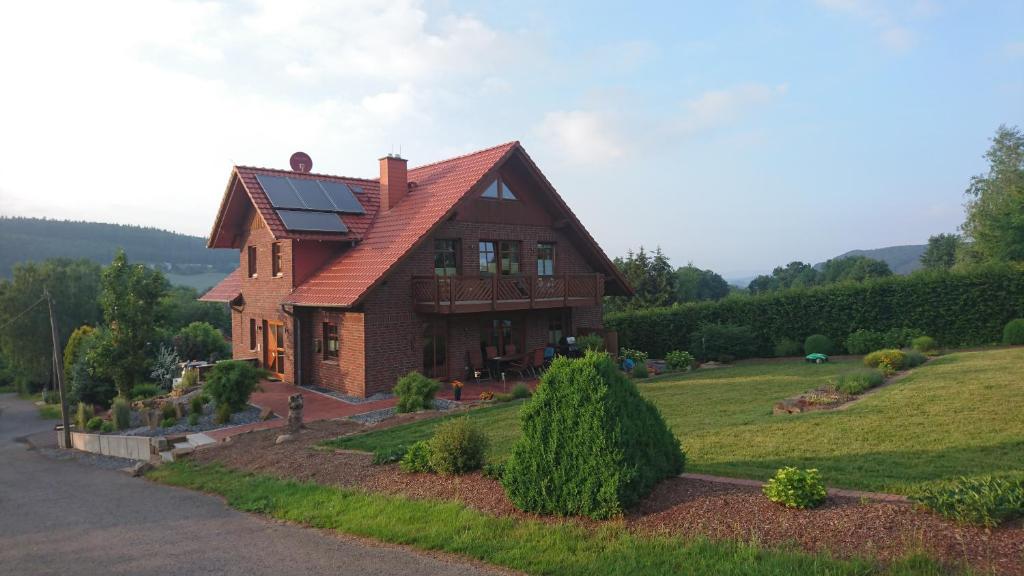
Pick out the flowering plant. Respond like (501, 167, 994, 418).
(451, 380, 464, 389)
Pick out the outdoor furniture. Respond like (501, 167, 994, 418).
(530, 347, 546, 376)
(468, 349, 491, 381)
(491, 351, 526, 381)
(505, 343, 517, 356)
(508, 353, 533, 380)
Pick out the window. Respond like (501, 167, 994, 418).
(247, 245, 257, 278)
(481, 176, 518, 201)
(434, 239, 459, 276)
(323, 322, 339, 360)
(481, 317, 521, 356)
(537, 242, 555, 276)
(478, 241, 497, 275)
(271, 243, 282, 277)
(249, 318, 257, 351)
(499, 241, 520, 275)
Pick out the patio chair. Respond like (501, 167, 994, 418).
(468, 349, 491, 382)
(530, 347, 546, 377)
(505, 343, 517, 356)
(508, 353, 533, 380)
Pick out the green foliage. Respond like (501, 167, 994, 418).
(619, 347, 648, 364)
(160, 416, 177, 428)
(66, 326, 116, 407)
(903, 350, 927, 369)
(482, 461, 505, 480)
(606, 265, 1024, 358)
(393, 372, 440, 413)
(189, 394, 206, 415)
(912, 476, 1024, 527)
(63, 325, 95, 379)
(510, 383, 531, 399)
(100, 250, 169, 397)
(863, 349, 906, 373)
(215, 402, 232, 424)
(665, 350, 695, 370)
(1003, 318, 1024, 345)
(763, 467, 827, 509)
(632, 362, 649, 378)
(399, 440, 434, 473)
(427, 418, 488, 475)
(576, 333, 604, 352)
(819, 256, 892, 284)
(100, 420, 115, 433)
(502, 352, 685, 519)
(880, 327, 924, 349)
(832, 369, 884, 395)
(187, 412, 200, 426)
(159, 285, 231, 336)
(772, 338, 803, 357)
(920, 234, 962, 270)
(75, 402, 94, 429)
(675, 265, 729, 302)
(803, 334, 833, 355)
(605, 246, 677, 312)
(961, 125, 1024, 263)
(173, 321, 230, 362)
(131, 383, 161, 400)
(160, 402, 178, 421)
(690, 323, 757, 362)
(111, 397, 130, 430)
(203, 360, 266, 413)
(372, 446, 406, 465)
(748, 261, 818, 294)
(180, 367, 200, 389)
(845, 329, 884, 355)
(85, 416, 103, 431)
(149, 344, 179, 389)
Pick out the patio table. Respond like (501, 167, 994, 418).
(490, 352, 526, 380)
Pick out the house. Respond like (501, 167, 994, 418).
(200, 141, 631, 397)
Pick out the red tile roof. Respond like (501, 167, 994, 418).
(199, 268, 243, 302)
(285, 141, 519, 306)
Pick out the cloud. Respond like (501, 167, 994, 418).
(536, 110, 625, 164)
(677, 84, 789, 135)
(814, 0, 927, 52)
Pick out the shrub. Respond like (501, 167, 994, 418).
(502, 351, 685, 519)
(173, 321, 231, 362)
(159, 416, 176, 428)
(903, 350, 928, 368)
(74, 402, 94, 429)
(428, 418, 488, 475)
(632, 362, 649, 378)
(215, 402, 232, 424)
(832, 369, 884, 395)
(85, 416, 103, 431)
(203, 360, 266, 413)
(576, 333, 604, 352)
(618, 347, 648, 364)
(881, 327, 924, 349)
(100, 420, 115, 433)
(180, 368, 200, 389)
(372, 446, 407, 465)
(772, 338, 803, 357)
(863, 349, 906, 372)
(665, 350, 695, 370)
(482, 461, 505, 480)
(911, 335, 937, 353)
(160, 402, 178, 421)
(913, 476, 1024, 527)
(495, 392, 513, 402)
(131, 383, 161, 400)
(845, 329, 884, 355)
(111, 397, 131, 430)
(804, 334, 833, 356)
(189, 394, 206, 415)
(187, 412, 200, 426)
(393, 372, 440, 413)
(510, 383, 531, 399)
(43, 390, 60, 404)
(1004, 318, 1024, 345)
(763, 467, 828, 509)
(400, 440, 434, 473)
(690, 323, 758, 362)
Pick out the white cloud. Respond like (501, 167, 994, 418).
(677, 84, 789, 135)
(814, 0, 926, 52)
(536, 110, 625, 164)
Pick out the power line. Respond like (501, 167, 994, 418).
(0, 294, 47, 332)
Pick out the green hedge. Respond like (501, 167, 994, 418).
(606, 266, 1024, 358)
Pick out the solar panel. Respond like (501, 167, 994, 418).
(349, 184, 364, 194)
(289, 178, 336, 211)
(256, 175, 305, 209)
(321, 181, 365, 214)
(276, 210, 349, 233)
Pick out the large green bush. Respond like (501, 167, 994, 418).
(399, 441, 433, 473)
(913, 476, 1024, 527)
(173, 321, 231, 362)
(690, 323, 758, 362)
(803, 334, 833, 355)
(844, 329, 884, 355)
(832, 369, 884, 395)
(393, 372, 440, 413)
(606, 265, 1024, 358)
(203, 360, 266, 413)
(1004, 318, 1024, 345)
(911, 335, 937, 353)
(427, 418, 488, 475)
(863, 349, 907, 373)
(502, 352, 685, 519)
(664, 350, 695, 370)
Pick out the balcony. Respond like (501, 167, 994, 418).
(412, 273, 605, 314)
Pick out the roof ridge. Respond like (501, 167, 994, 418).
(235, 165, 379, 183)
(408, 141, 519, 173)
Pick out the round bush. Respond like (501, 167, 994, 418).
(400, 440, 434, 473)
(804, 334, 834, 356)
(85, 416, 103, 431)
(502, 351, 685, 519)
(911, 336, 937, 353)
(763, 467, 827, 509)
(427, 418, 488, 475)
(772, 338, 803, 358)
(665, 350, 695, 370)
(1003, 319, 1024, 345)
(845, 329, 884, 355)
(173, 321, 231, 362)
(393, 372, 441, 413)
(100, 420, 115, 433)
(863, 349, 906, 372)
(203, 360, 266, 413)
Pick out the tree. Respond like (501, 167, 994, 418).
(606, 246, 677, 311)
(819, 256, 892, 283)
(100, 250, 169, 397)
(159, 285, 231, 336)
(675, 265, 730, 302)
(961, 125, 1024, 262)
(920, 233, 962, 270)
(748, 261, 819, 294)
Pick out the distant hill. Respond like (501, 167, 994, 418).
(816, 244, 927, 275)
(0, 216, 237, 288)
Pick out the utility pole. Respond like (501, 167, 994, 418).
(45, 289, 71, 448)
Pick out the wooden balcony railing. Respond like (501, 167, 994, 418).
(412, 273, 605, 314)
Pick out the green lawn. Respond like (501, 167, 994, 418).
(330, 348, 1024, 494)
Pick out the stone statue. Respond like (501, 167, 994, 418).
(287, 393, 304, 433)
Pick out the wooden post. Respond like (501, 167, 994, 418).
(491, 274, 498, 311)
(434, 275, 441, 314)
(563, 274, 569, 307)
(529, 275, 536, 309)
(45, 290, 71, 449)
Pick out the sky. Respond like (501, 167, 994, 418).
(0, 0, 1021, 278)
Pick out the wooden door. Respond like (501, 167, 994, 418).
(265, 320, 286, 379)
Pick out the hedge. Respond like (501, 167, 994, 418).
(605, 265, 1024, 359)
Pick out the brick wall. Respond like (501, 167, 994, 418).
(303, 309, 366, 396)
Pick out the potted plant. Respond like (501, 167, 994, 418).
(451, 380, 464, 401)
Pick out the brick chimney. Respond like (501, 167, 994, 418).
(379, 154, 408, 210)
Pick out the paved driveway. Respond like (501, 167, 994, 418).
(0, 393, 502, 576)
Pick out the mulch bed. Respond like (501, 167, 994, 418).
(188, 421, 1024, 576)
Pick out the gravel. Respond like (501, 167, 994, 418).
(36, 446, 136, 470)
(349, 399, 459, 425)
(300, 385, 393, 404)
(120, 405, 269, 437)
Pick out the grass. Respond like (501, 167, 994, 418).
(38, 404, 62, 419)
(331, 348, 1024, 494)
(149, 462, 949, 576)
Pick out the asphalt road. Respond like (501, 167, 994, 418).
(0, 393, 502, 576)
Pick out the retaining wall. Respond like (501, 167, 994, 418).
(57, 430, 155, 461)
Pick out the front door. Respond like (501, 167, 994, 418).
(265, 320, 286, 379)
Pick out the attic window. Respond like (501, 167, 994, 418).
(481, 177, 517, 201)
